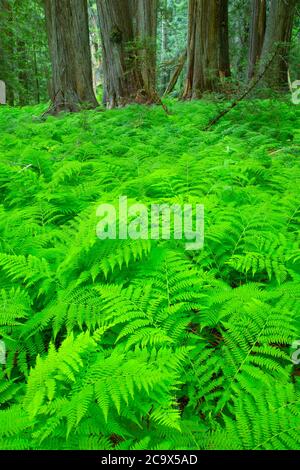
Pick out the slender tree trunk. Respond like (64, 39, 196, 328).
(218, 0, 231, 78)
(248, 0, 266, 80)
(0, 0, 14, 105)
(259, 0, 297, 90)
(89, 7, 102, 94)
(17, 40, 30, 106)
(44, 0, 98, 113)
(183, 0, 220, 99)
(33, 49, 40, 104)
(96, 0, 158, 108)
(161, 0, 170, 92)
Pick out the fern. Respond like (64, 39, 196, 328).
(0, 99, 299, 450)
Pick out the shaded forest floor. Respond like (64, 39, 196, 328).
(0, 99, 300, 450)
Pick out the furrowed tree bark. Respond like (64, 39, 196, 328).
(248, 0, 266, 80)
(218, 0, 231, 78)
(44, 0, 98, 113)
(183, 0, 220, 99)
(259, 0, 297, 90)
(233, 2, 251, 80)
(96, 0, 158, 108)
(135, 0, 158, 95)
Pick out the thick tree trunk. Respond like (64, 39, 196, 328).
(232, 2, 251, 81)
(44, 0, 98, 113)
(259, 0, 297, 90)
(136, 0, 158, 94)
(248, 0, 266, 80)
(218, 0, 231, 78)
(96, 0, 158, 108)
(183, 0, 220, 99)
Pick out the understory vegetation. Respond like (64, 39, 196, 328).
(0, 99, 300, 450)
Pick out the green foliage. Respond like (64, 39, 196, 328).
(0, 99, 299, 450)
(0, 0, 50, 106)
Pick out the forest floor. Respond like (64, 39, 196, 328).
(0, 99, 300, 450)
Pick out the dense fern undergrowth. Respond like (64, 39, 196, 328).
(0, 99, 300, 450)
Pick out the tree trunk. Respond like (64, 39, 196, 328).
(0, 0, 14, 105)
(259, 0, 297, 90)
(136, 0, 158, 94)
(89, 6, 102, 94)
(96, 0, 158, 108)
(33, 49, 40, 104)
(44, 0, 98, 113)
(248, 0, 266, 80)
(183, 0, 220, 99)
(160, 0, 170, 92)
(17, 40, 30, 106)
(232, 1, 251, 81)
(218, 0, 231, 78)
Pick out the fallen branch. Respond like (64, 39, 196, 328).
(163, 50, 187, 98)
(204, 46, 280, 131)
(154, 92, 171, 115)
